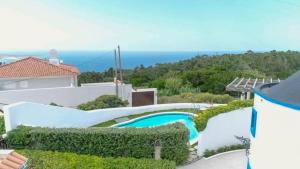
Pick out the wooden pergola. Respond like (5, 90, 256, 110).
(226, 77, 281, 100)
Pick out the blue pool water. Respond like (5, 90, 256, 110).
(116, 113, 199, 142)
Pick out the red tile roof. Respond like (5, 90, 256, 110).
(0, 151, 28, 169)
(0, 57, 80, 78)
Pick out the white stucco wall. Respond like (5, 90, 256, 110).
(0, 84, 132, 108)
(249, 94, 300, 169)
(197, 107, 252, 156)
(0, 76, 76, 90)
(3, 102, 214, 133)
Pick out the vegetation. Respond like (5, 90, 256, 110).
(203, 144, 244, 158)
(6, 123, 189, 164)
(77, 95, 128, 110)
(0, 116, 5, 135)
(158, 92, 234, 104)
(18, 149, 176, 169)
(195, 100, 253, 131)
(78, 51, 300, 94)
(92, 108, 196, 127)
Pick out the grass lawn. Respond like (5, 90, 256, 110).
(92, 108, 197, 127)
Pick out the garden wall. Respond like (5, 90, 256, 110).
(3, 102, 214, 132)
(197, 107, 252, 156)
(0, 83, 132, 108)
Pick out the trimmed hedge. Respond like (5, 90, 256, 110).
(77, 95, 129, 110)
(195, 100, 253, 131)
(6, 123, 189, 164)
(0, 116, 5, 135)
(203, 144, 244, 158)
(18, 149, 176, 169)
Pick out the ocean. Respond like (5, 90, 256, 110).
(0, 50, 243, 72)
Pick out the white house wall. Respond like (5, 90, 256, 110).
(3, 102, 215, 133)
(250, 94, 300, 169)
(0, 76, 75, 90)
(197, 107, 252, 156)
(0, 84, 132, 108)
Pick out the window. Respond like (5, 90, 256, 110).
(251, 108, 257, 137)
(247, 160, 252, 169)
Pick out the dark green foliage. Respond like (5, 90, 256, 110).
(6, 123, 189, 164)
(18, 149, 176, 169)
(195, 100, 253, 131)
(203, 144, 244, 158)
(79, 51, 300, 94)
(77, 95, 128, 110)
(158, 92, 234, 104)
(0, 116, 5, 135)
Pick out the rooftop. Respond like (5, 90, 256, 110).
(0, 150, 28, 169)
(257, 70, 300, 107)
(0, 57, 80, 78)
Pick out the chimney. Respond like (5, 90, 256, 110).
(49, 49, 60, 65)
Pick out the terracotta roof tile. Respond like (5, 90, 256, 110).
(0, 57, 80, 78)
(0, 151, 27, 169)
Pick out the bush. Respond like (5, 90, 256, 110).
(6, 123, 189, 164)
(195, 100, 253, 131)
(78, 95, 129, 110)
(203, 144, 244, 158)
(18, 149, 176, 169)
(0, 116, 5, 135)
(158, 92, 234, 104)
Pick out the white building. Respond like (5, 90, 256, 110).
(249, 70, 300, 169)
(0, 56, 80, 90)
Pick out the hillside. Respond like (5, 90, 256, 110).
(79, 50, 300, 94)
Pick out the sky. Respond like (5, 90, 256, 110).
(0, 0, 300, 51)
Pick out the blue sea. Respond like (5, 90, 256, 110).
(0, 50, 243, 72)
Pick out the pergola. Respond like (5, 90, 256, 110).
(226, 77, 281, 100)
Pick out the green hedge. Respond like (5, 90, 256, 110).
(0, 116, 5, 135)
(6, 123, 189, 164)
(203, 144, 244, 158)
(195, 100, 253, 131)
(77, 95, 129, 111)
(18, 149, 176, 169)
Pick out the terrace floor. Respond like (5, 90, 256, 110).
(178, 150, 247, 169)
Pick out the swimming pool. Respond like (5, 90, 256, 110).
(113, 112, 199, 144)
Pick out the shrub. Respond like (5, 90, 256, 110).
(0, 116, 5, 135)
(203, 144, 244, 158)
(78, 95, 129, 110)
(195, 100, 253, 131)
(18, 149, 176, 169)
(158, 92, 234, 104)
(6, 123, 189, 164)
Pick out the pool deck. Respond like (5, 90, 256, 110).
(178, 150, 247, 169)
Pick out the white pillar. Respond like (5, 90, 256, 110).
(240, 92, 246, 100)
(247, 92, 251, 100)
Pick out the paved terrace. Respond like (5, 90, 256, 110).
(178, 150, 247, 169)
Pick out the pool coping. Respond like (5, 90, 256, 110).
(110, 112, 199, 144)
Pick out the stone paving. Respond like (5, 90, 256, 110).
(178, 150, 247, 169)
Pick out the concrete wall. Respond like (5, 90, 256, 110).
(0, 84, 132, 108)
(0, 76, 76, 90)
(3, 102, 214, 132)
(249, 94, 300, 169)
(197, 107, 252, 156)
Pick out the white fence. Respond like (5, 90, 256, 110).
(197, 107, 252, 156)
(0, 84, 132, 108)
(3, 102, 215, 133)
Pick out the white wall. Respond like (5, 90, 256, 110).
(197, 107, 252, 156)
(249, 95, 300, 169)
(0, 76, 76, 90)
(3, 102, 215, 133)
(0, 84, 132, 108)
